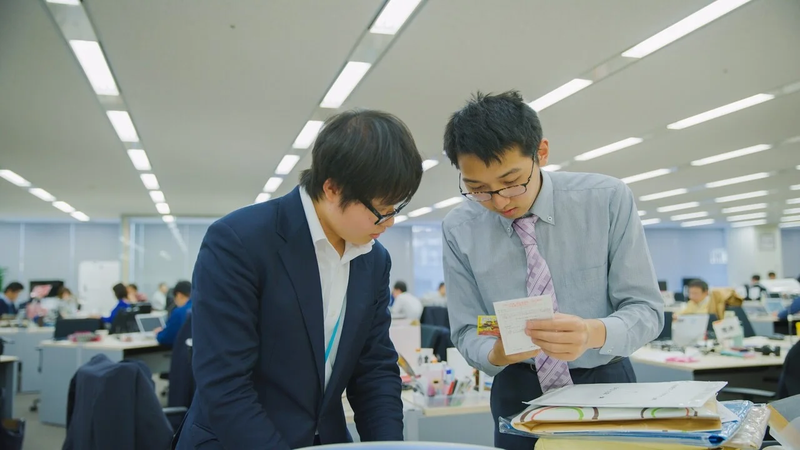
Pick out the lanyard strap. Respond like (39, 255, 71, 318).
(324, 300, 346, 363)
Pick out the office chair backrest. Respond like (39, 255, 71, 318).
(167, 312, 195, 408)
(420, 306, 450, 329)
(54, 318, 102, 340)
(777, 341, 800, 399)
(656, 312, 672, 341)
(725, 307, 756, 338)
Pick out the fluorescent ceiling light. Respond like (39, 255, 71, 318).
(422, 159, 439, 171)
(638, 210, 646, 216)
(657, 202, 700, 213)
(47, 0, 81, 4)
(671, 211, 709, 221)
(639, 188, 688, 202)
(784, 208, 800, 215)
(292, 120, 324, 149)
(106, 110, 139, 142)
(621, 168, 673, 184)
(681, 219, 715, 227)
(574, 137, 643, 162)
(731, 219, 767, 228)
(667, 93, 774, 130)
(433, 197, 464, 209)
(407, 207, 433, 218)
(779, 221, 800, 228)
(53, 201, 75, 213)
(790, 184, 800, 191)
(0, 169, 31, 187)
(393, 215, 408, 224)
(370, 0, 422, 35)
(788, 198, 800, 205)
(29, 188, 56, 202)
(705, 172, 770, 188)
(149, 190, 165, 203)
(127, 149, 151, 171)
(714, 190, 769, 203)
(71, 211, 89, 222)
(255, 193, 271, 203)
(528, 78, 593, 112)
(690, 144, 771, 166)
(541, 164, 562, 172)
(156, 203, 171, 214)
(622, 0, 752, 58)
(320, 61, 372, 109)
(722, 203, 767, 213)
(727, 212, 767, 221)
(263, 177, 283, 193)
(640, 218, 661, 226)
(162, 215, 175, 223)
(69, 40, 119, 96)
(782, 215, 800, 222)
(140, 174, 159, 190)
(275, 155, 301, 175)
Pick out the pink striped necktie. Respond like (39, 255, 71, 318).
(512, 215, 573, 392)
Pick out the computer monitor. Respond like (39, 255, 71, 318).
(135, 314, 165, 333)
(29, 280, 64, 299)
(54, 318, 102, 340)
(763, 299, 785, 315)
(658, 280, 668, 291)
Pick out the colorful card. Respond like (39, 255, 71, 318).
(477, 315, 500, 336)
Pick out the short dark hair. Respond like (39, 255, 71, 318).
(768, 271, 776, 277)
(688, 279, 708, 292)
(57, 287, 72, 297)
(438, 282, 445, 289)
(4, 282, 23, 294)
(113, 283, 128, 300)
(173, 280, 192, 298)
(128, 283, 138, 291)
(393, 281, 408, 293)
(444, 90, 543, 168)
(752, 275, 761, 281)
(299, 109, 423, 208)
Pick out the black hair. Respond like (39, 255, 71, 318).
(444, 90, 543, 168)
(438, 282, 445, 289)
(173, 280, 192, 297)
(113, 283, 128, 300)
(4, 282, 23, 294)
(128, 283, 138, 291)
(768, 271, 776, 277)
(752, 275, 761, 281)
(688, 279, 708, 292)
(299, 109, 423, 208)
(393, 281, 408, 293)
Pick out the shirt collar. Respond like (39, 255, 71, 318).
(0, 293, 10, 305)
(299, 187, 374, 262)
(498, 170, 556, 237)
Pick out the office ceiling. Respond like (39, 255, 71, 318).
(1, 0, 799, 229)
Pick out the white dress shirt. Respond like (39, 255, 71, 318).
(151, 291, 167, 310)
(391, 292, 424, 321)
(299, 188, 374, 389)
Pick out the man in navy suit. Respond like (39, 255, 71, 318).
(175, 109, 423, 449)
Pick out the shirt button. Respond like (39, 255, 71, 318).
(548, 216, 553, 221)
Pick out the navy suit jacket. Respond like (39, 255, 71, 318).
(175, 187, 403, 450)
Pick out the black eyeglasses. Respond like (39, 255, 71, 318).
(362, 200, 409, 225)
(459, 159, 536, 202)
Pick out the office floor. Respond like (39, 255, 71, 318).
(15, 376, 170, 449)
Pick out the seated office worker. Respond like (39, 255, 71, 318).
(175, 110, 423, 449)
(390, 281, 424, 321)
(155, 280, 191, 347)
(441, 91, 664, 450)
(677, 279, 710, 316)
(102, 283, 130, 324)
(0, 282, 23, 316)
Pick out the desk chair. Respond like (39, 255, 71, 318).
(420, 306, 450, 329)
(727, 307, 757, 338)
(166, 313, 194, 416)
(655, 311, 672, 341)
(420, 324, 452, 362)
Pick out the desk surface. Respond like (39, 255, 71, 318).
(40, 337, 161, 351)
(0, 327, 54, 334)
(0, 356, 19, 363)
(632, 336, 794, 372)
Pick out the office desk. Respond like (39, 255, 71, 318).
(631, 337, 792, 391)
(39, 337, 170, 426)
(0, 356, 19, 418)
(0, 327, 54, 392)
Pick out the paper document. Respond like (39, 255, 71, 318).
(527, 381, 728, 409)
(494, 295, 554, 356)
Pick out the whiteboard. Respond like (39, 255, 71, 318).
(78, 261, 121, 316)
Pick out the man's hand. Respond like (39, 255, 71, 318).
(487, 337, 540, 367)
(152, 327, 163, 334)
(525, 313, 606, 362)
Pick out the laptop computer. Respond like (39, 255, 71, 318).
(135, 314, 165, 334)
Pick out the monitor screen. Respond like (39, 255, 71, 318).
(137, 315, 164, 333)
(29, 280, 64, 299)
(658, 280, 668, 291)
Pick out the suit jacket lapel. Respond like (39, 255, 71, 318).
(323, 255, 370, 405)
(276, 188, 325, 392)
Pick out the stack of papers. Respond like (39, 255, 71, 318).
(499, 381, 754, 448)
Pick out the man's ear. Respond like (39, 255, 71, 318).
(322, 178, 341, 203)
(537, 139, 550, 167)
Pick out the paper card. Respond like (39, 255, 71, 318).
(477, 315, 500, 336)
(712, 317, 742, 342)
(494, 295, 554, 356)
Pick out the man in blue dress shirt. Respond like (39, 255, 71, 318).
(441, 91, 664, 449)
(155, 280, 191, 347)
